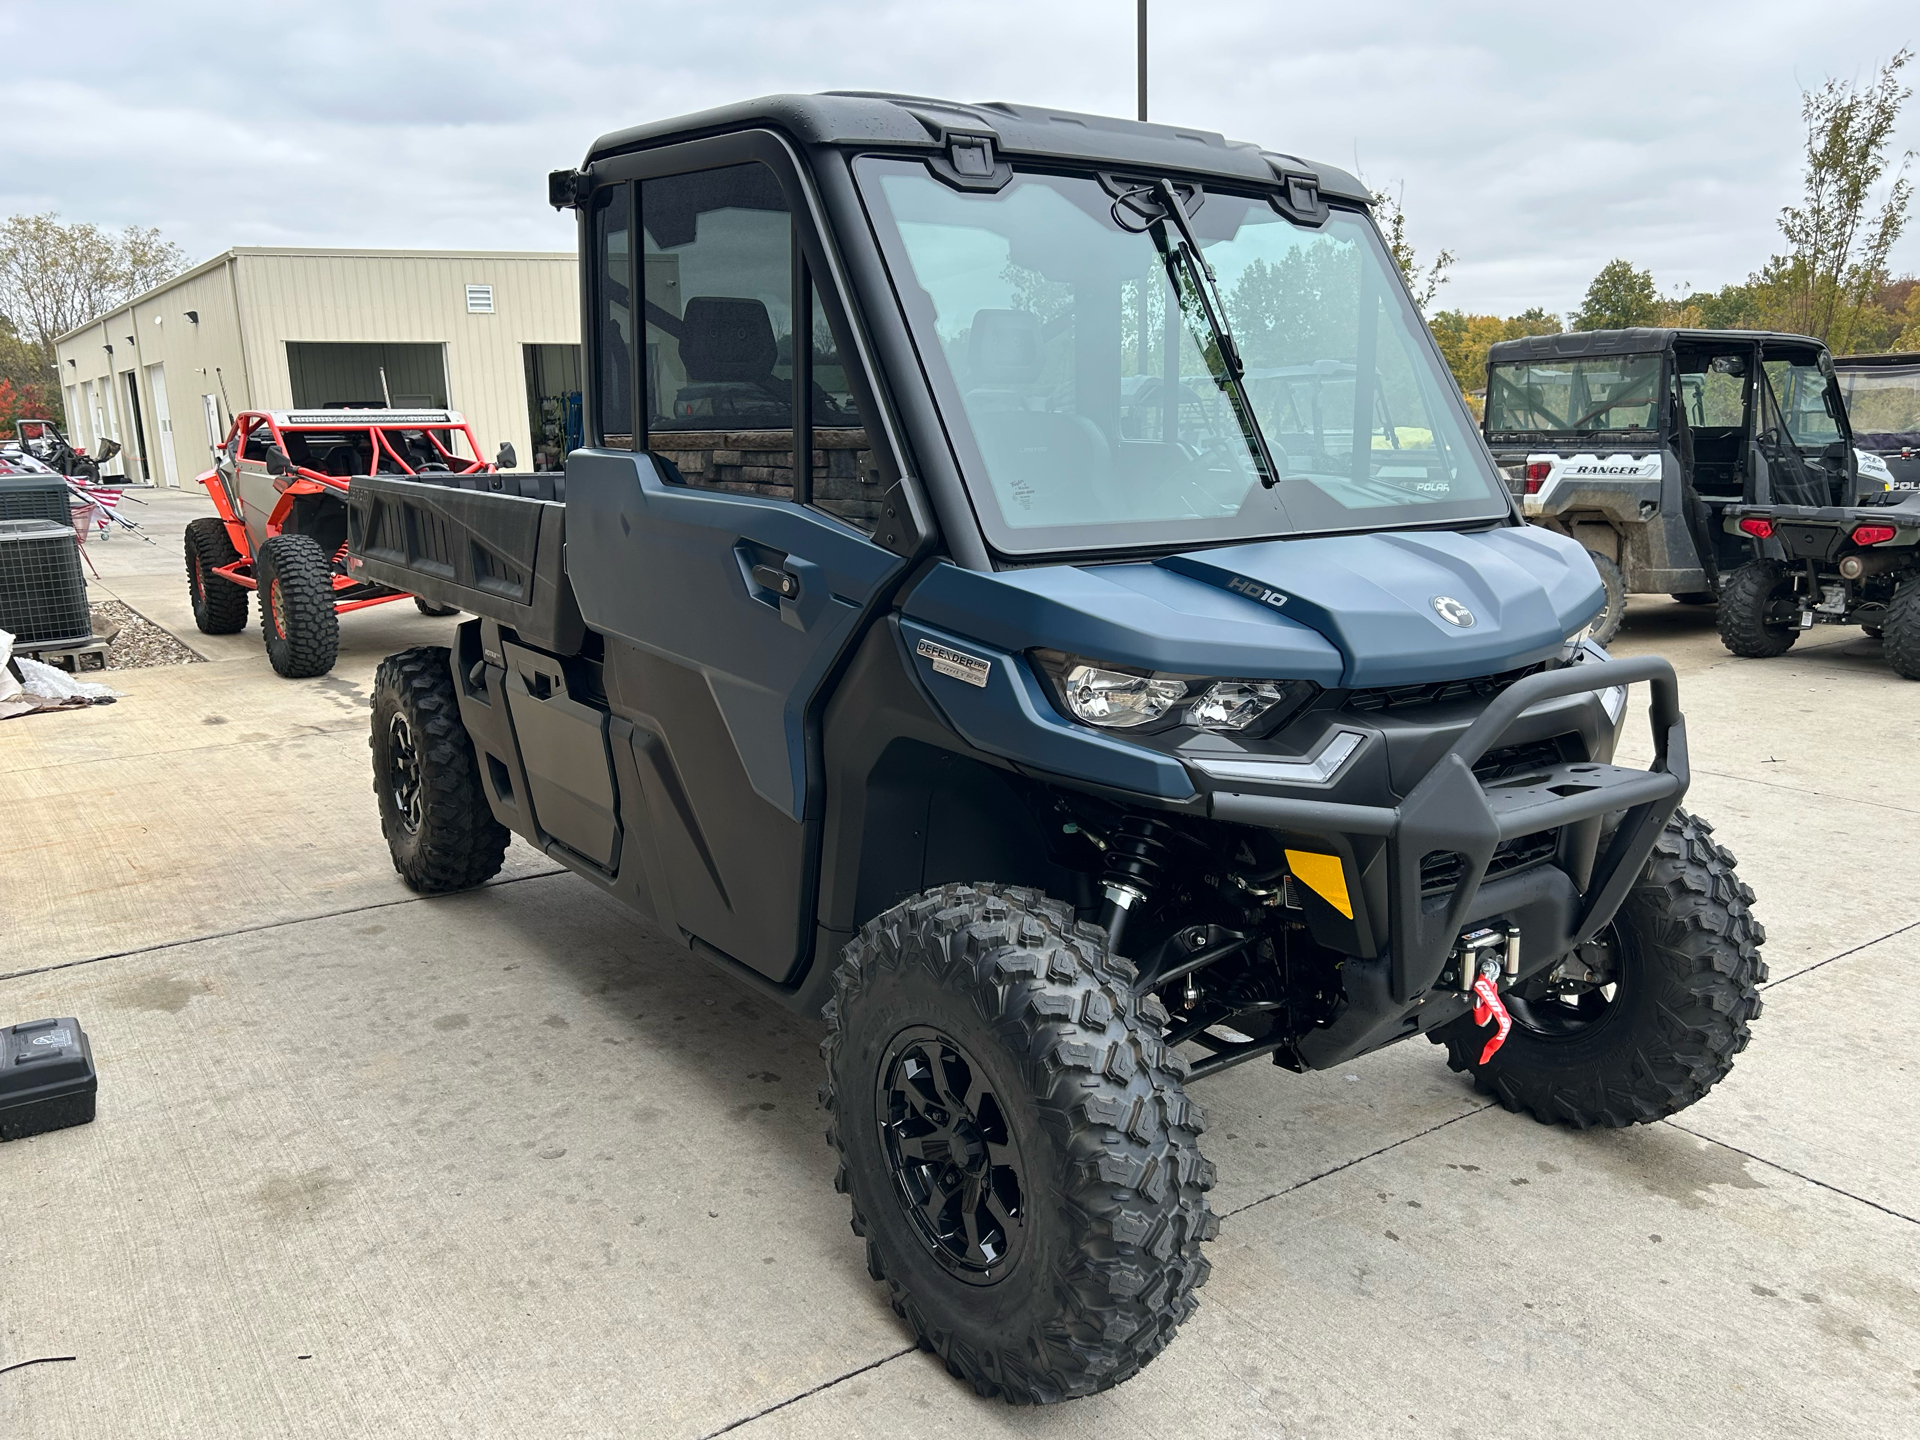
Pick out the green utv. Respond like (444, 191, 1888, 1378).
(347, 95, 1767, 1403)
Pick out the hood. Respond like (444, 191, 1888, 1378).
(900, 524, 1604, 691)
(1158, 525, 1604, 687)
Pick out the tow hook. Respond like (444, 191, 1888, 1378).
(1446, 925, 1519, 1065)
(1471, 961, 1512, 1065)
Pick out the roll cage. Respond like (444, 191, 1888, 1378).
(220, 409, 491, 488)
(199, 408, 497, 608)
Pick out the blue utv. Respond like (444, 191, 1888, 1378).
(347, 94, 1767, 1404)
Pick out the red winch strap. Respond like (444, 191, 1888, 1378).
(1471, 973, 1512, 1066)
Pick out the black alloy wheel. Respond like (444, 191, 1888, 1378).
(386, 711, 424, 836)
(878, 1029, 1027, 1283)
(1502, 928, 1620, 1039)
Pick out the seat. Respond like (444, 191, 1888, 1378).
(321, 445, 366, 477)
(668, 296, 790, 427)
(961, 309, 1112, 526)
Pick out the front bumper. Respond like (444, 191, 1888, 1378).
(1206, 654, 1686, 1067)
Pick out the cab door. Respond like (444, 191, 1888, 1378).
(228, 418, 284, 553)
(567, 135, 916, 983)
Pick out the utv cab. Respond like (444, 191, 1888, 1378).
(1484, 328, 1864, 642)
(1834, 352, 1920, 489)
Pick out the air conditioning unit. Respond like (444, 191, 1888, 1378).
(0, 519, 90, 647)
(0, 476, 71, 528)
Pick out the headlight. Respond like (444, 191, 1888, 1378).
(1061, 663, 1187, 728)
(1187, 680, 1290, 731)
(1034, 652, 1317, 735)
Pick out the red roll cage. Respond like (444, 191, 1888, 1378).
(221, 408, 492, 489)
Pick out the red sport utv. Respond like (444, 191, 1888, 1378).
(188, 407, 515, 677)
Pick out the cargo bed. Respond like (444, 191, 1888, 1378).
(346, 472, 583, 654)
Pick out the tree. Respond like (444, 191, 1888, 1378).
(0, 213, 189, 370)
(1762, 49, 1914, 349)
(1571, 259, 1661, 331)
(1430, 307, 1563, 414)
(1372, 187, 1453, 316)
(0, 315, 58, 428)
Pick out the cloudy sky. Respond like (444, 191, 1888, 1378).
(3, 1, 1914, 318)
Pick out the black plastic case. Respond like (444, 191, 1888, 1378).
(0, 1017, 97, 1141)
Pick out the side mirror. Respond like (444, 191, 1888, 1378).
(265, 447, 290, 477)
(495, 442, 517, 470)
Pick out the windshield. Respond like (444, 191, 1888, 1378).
(856, 160, 1505, 554)
(1761, 359, 1843, 451)
(1485, 355, 1662, 437)
(1836, 363, 1920, 442)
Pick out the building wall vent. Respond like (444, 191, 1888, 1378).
(466, 284, 494, 314)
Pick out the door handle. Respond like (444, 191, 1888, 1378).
(750, 562, 799, 599)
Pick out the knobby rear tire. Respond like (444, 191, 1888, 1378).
(1716, 559, 1799, 658)
(185, 517, 249, 634)
(369, 646, 509, 893)
(1587, 551, 1627, 646)
(1884, 580, 1920, 680)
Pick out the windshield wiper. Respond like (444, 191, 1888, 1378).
(1144, 179, 1283, 489)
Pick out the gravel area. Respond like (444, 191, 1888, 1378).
(94, 599, 204, 670)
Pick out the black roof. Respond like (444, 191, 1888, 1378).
(583, 92, 1370, 203)
(1487, 328, 1827, 365)
(1832, 352, 1920, 369)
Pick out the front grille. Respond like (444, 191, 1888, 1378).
(1420, 832, 1560, 896)
(1472, 738, 1566, 782)
(1345, 663, 1544, 714)
(0, 519, 90, 646)
(1419, 738, 1572, 896)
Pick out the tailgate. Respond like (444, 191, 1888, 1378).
(346, 473, 584, 654)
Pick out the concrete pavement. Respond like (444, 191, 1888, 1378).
(2, 490, 1915, 1438)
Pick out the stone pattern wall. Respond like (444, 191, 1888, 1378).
(648, 427, 880, 530)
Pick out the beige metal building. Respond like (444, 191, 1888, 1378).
(54, 248, 581, 486)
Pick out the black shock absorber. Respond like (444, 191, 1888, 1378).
(1096, 814, 1180, 956)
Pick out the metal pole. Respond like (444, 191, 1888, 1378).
(1137, 0, 1148, 121)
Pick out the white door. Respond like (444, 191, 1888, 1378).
(145, 363, 179, 487)
(202, 394, 222, 458)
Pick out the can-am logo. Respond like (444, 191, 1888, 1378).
(1226, 576, 1289, 610)
(1431, 596, 1476, 628)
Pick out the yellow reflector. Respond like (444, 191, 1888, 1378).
(1284, 849, 1352, 919)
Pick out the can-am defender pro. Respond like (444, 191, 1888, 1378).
(351, 95, 1765, 1403)
(1484, 328, 1868, 641)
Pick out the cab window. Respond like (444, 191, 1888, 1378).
(637, 161, 879, 530)
(592, 184, 635, 448)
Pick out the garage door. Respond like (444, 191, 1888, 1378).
(286, 342, 448, 409)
